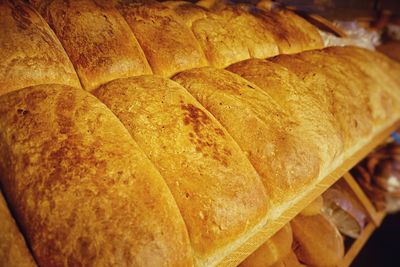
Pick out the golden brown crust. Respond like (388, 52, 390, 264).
(93, 75, 269, 263)
(300, 195, 323, 216)
(291, 214, 344, 267)
(38, 0, 152, 92)
(227, 58, 344, 172)
(279, 250, 306, 267)
(239, 224, 293, 267)
(190, 5, 278, 68)
(0, 84, 193, 267)
(162, 1, 208, 27)
(271, 50, 374, 151)
(278, 9, 323, 51)
(257, 1, 323, 52)
(116, 1, 208, 77)
(173, 67, 321, 207)
(0, 0, 81, 96)
(324, 46, 400, 113)
(0, 192, 37, 267)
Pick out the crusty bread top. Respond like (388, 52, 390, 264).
(0, 84, 193, 266)
(227, 58, 344, 171)
(298, 49, 393, 125)
(117, 1, 208, 77)
(271, 51, 374, 151)
(174, 67, 321, 206)
(277, 9, 323, 51)
(0, 0, 81, 96)
(324, 46, 400, 109)
(249, 7, 323, 54)
(39, 0, 152, 92)
(94, 75, 269, 263)
(162, 1, 208, 27)
(0, 192, 36, 267)
(189, 4, 278, 68)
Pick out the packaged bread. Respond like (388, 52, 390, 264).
(0, 0, 80, 96)
(174, 67, 321, 207)
(0, 84, 192, 266)
(37, 0, 152, 91)
(352, 141, 400, 212)
(0, 191, 36, 267)
(116, 1, 208, 77)
(94, 75, 269, 265)
(239, 224, 293, 267)
(322, 180, 367, 238)
(291, 214, 345, 267)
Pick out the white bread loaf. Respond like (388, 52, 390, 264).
(0, 0, 399, 266)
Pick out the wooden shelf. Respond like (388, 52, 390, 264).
(216, 120, 400, 267)
(339, 222, 377, 267)
(343, 172, 383, 226)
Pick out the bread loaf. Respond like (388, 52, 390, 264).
(278, 250, 306, 267)
(271, 51, 373, 153)
(324, 46, 400, 107)
(116, 1, 208, 77)
(0, 0, 80, 96)
(188, 4, 278, 68)
(37, 0, 152, 91)
(239, 224, 293, 267)
(94, 75, 269, 265)
(173, 67, 321, 207)
(227, 58, 344, 173)
(300, 196, 323, 216)
(322, 180, 367, 238)
(162, 1, 208, 27)
(297, 49, 392, 125)
(0, 84, 192, 266)
(291, 214, 344, 267)
(0, 192, 36, 267)
(247, 5, 323, 54)
(1, 1, 400, 266)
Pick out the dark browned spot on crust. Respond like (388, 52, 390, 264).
(181, 103, 231, 166)
(10, 1, 32, 30)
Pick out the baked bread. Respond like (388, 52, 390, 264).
(249, 6, 323, 54)
(37, 0, 152, 91)
(322, 180, 367, 238)
(173, 67, 321, 207)
(239, 224, 293, 267)
(189, 4, 278, 68)
(0, 192, 36, 267)
(324, 46, 400, 107)
(269, 250, 306, 267)
(271, 51, 374, 153)
(300, 196, 323, 216)
(227, 58, 344, 172)
(162, 1, 208, 27)
(116, 1, 208, 77)
(94, 75, 269, 265)
(0, 1, 400, 266)
(0, 0, 80, 96)
(291, 214, 344, 267)
(0, 84, 192, 266)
